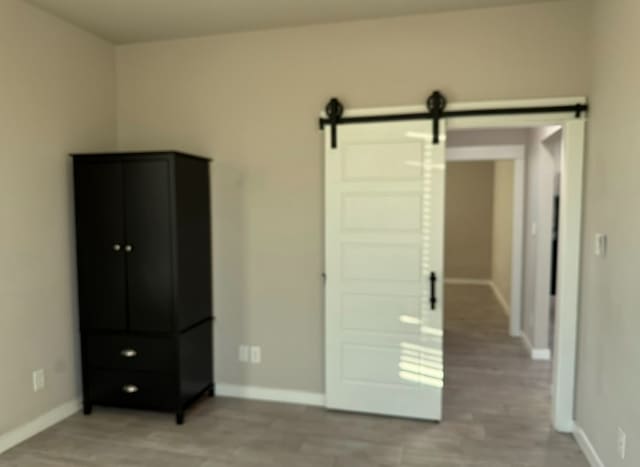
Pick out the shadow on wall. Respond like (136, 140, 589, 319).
(212, 161, 249, 384)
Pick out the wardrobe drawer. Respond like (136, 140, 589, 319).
(89, 370, 175, 411)
(86, 335, 174, 372)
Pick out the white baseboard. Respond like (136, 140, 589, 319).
(521, 332, 551, 361)
(574, 424, 605, 467)
(216, 383, 325, 407)
(445, 277, 492, 286)
(488, 281, 510, 316)
(531, 348, 551, 360)
(0, 399, 81, 455)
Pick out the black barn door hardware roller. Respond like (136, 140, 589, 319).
(324, 98, 343, 149)
(427, 91, 446, 145)
(319, 91, 588, 148)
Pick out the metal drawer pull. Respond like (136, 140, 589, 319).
(122, 384, 139, 394)
(120, 349, 137, 358)
(124, 244, 133, 252)
(112, 244, 121, 252)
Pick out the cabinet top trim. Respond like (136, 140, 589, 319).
(70, 151, 211, 163)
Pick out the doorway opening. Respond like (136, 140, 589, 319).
(443, 124, 573, 433)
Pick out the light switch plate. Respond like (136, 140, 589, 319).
(595, 233, 607, 257)
(32, 369, 45, 392)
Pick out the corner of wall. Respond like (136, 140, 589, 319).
(0, 0, 117, 449)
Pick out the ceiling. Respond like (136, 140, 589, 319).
(26, 0, 561, 44)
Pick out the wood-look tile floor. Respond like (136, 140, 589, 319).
(0, 284, 587, 466)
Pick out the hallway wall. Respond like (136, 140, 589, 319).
(522, 127, 561, 351)
(445, 161, 495, 280)
(491, 161, 514, 312)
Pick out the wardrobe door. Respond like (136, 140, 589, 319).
(74, 161, 127, 331)
(124, 159, 174, 332)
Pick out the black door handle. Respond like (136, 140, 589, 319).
(430, 272, 437, 310)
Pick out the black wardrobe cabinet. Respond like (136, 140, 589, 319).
(71, 151, 214, 425)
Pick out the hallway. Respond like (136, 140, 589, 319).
(442, 283, 586, 466)
(0, 285, 587, 466)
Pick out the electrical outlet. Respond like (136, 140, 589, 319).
(32, 369, 45, 392)
(617, 427, 626, 460)
(250, 346, 261, 364)
(238, 345, 249, 363)
(531, 222, 537, 237)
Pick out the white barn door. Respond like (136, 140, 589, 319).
(325, 120, 446, 420)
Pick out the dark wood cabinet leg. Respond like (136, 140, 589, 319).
(83, 402, 93, 415)
(208, 386, 214, 397)
(176, 411, 184, 425)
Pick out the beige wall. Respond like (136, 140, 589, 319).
(576, 0, 640, 465)
(0, 0, 115, 436)
(491, 161, 514, 312)
(445, 162, 495, 280)
(115, 0, 589, 393)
